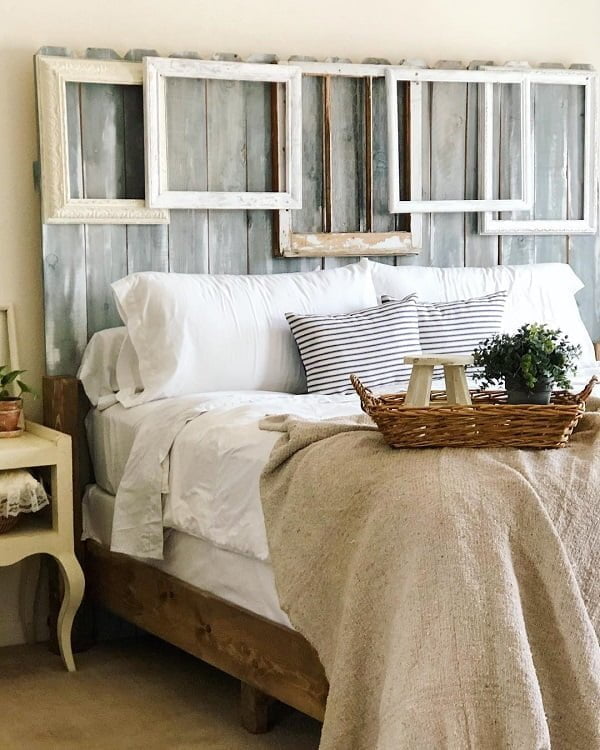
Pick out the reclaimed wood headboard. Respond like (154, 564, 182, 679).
(37, 47, 600, 382)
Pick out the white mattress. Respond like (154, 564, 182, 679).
(82, 483, 291, 627)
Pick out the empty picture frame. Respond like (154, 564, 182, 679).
(275, 59, 422, 256)
(385, 67, 533, 213)
(35, 55, 169, 225)
(480, 67, 598, 235)
(144, 57, 302, 209)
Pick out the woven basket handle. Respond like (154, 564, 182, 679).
(575, 376, 598, 403)
(350, 374, 381, 412)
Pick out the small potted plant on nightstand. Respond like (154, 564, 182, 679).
(0, 367, 34, 437)
(472, 324, 582, 405)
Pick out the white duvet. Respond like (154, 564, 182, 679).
(110, 390, 364, 560)
(109, 366, 600, 562)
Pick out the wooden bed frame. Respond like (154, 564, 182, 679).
(42, 375, 328, 733)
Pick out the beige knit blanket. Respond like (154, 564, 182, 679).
(259, 411, 600, 750)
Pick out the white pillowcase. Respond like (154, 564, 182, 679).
(78, 327, 127, 410)
(112, 263, 378, 406)
(365, 259, 596, 365)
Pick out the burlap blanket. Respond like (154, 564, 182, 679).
(259, 411, 600, 749)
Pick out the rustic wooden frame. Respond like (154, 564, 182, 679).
(480, 68, 598, 235)
(144, 57, 303, 210)
(42, 375, 328, 730)
(35, 55, 169, 225)
(385, 67, 533, 213)
(276, 61, 422, 257)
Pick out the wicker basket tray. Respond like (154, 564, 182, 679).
(351, 375, 598, 449)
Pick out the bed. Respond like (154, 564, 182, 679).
(42, 259, 600, 743)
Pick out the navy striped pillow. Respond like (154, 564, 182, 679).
(381, 291, 508, 358)
(286, 296, 421, 394)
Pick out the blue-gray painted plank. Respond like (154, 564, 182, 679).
(498, 76, 536, 265)
(206, 53, 248, 273)
(429, 62, 467, 267)
(567, 65, 599, 340)
(164, 52, 209, 274)
(464, 61, 499, 267)
(533, 65, 569, 263)
(81, 49, 127, 334)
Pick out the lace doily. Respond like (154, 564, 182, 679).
(0, 470, 49, 519)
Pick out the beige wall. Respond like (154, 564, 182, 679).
(0, 0, 598, 645)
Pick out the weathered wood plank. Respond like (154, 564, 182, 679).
(81, 49, 127, 334)
(324, 58, 363, 269)
(429, 61, 467, 267)
(207, 53, 248, 273)
(464, 61, 499, 267)
(126, 225, 169, 273)
(567, 64, 600, 340)
(396, 59, 431, 267)
(245, 54, 278, 274)
(289, 57, 324, 239)
(38, 47, 87, 376)
(533, 64, 569, 263)
(43, 225, 87, 375)
(163, 51, 209, 274)
(498, 65, 536, 264)
(365, 58, 395, 266)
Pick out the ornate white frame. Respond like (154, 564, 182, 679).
(385, 67, 533, 213)
(35, 55, 169, 225)
(143, 57, 303, 210)
(479, 67, 598, 235)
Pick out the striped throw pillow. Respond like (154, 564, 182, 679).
(286, 296, 421, 394)
(381, 291, 508, 357)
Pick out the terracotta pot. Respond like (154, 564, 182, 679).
(0, 398, 23, 436)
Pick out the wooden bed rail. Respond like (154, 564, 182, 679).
(42, 375, 93, 557)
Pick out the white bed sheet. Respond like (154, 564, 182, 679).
(82, 483, 291, 627)
(92, 368, 600, 562)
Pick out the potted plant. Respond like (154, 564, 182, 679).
(0, 367, 34, 437)
(472, 324, 581, 405)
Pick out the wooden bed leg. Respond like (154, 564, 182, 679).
(240, 681, 274, 734)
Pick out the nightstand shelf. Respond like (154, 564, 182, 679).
(0, 421, 84, 671)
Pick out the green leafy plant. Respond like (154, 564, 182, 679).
(0, 366, 35, 400)
(472, 323, 581, 392)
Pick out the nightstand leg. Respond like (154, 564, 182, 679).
(52, 553, 85, 672)
(19, 555, 42, 644)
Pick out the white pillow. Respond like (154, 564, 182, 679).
(114, 334, 144, 405)
(77, 327, 127, 409)
(365, 259, 596, 365)
(112, 264, 378, 406)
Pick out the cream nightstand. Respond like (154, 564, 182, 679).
(0, 421, 84, 671)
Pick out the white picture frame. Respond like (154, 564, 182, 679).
(144, 57, 303, 210)
(479, 68, 598, 235)
(385, 67, 533, 213)
(35, 55, 169, 225)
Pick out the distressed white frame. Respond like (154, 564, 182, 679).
(144, 57, 302, 210)
(480, 68, 598, 235)
(385, 67, 533, 213)
(35, 55, 169, 225)
(276, 59, 422, 253)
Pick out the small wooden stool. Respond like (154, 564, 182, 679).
(404, 354, 474, 407)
